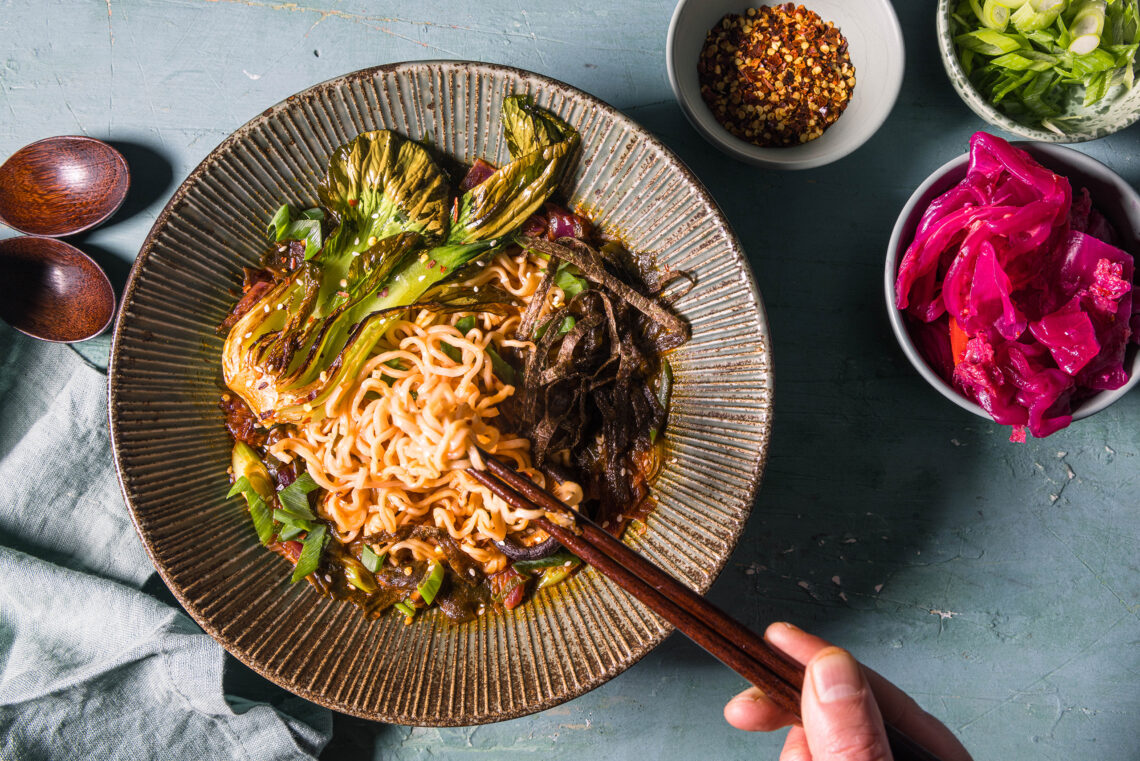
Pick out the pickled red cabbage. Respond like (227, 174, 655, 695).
(895, 132, 1135, 439)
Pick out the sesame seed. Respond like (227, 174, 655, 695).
(367, 236, 378, 246)
(302, 403, 313, 412)
(244, 332, 253, 339)
(339, 279, 347, 287)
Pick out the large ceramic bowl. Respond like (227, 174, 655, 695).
(108, 62, 774, 725)
(937, 0, 1140, 143)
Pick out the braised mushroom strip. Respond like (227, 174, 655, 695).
(508, 235, 692, 534)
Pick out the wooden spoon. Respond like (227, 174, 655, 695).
(0, 136, 130, 237)
(0, 236, 116, 343)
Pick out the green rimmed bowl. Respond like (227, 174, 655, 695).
(937, 0, 1140, 143)
(108, 61, 774, 725)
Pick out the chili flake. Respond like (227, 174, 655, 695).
(697, 3, 855, 148)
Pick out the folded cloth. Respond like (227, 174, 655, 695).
(0, 326, 332, 761)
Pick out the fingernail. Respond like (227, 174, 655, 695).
(728, 688, 765, 705)
(811, 649, 863, 704)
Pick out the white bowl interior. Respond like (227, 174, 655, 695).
(885, 142, 1140, 423)
(667, 0, 904, 168)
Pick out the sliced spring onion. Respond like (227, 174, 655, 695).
(277, 472, 319, 520)
(533, 314, 577, 340)
(361, 544, 386, 573)
(1070, 0, 1108, 52)
(277, 522, 306, 542)
(440, 340, 463, 362)
(267, 203, 325, 260)
(1011, 0, 1065, 32)
(272, 508, 315, 531)
(227, 475, 252, 500)
(228, 449, 277, 545)
(248, 495, 275, 545)
(981, 0, 1012, 30)
(394, 600, 417, 618)
(485, 345, 516, 384)
(956, 27, 1026, 53)
(553, 263, 588, 299)
(952, 0, 1140, 125)
(290, 524, 328, 583)
(416, 561, 445, 606)
(455, 315, 477, 334)
(990, 50, 1058, 70)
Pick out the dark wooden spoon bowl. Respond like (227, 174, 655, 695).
(0, 236, 116, 342)
(0, 136, 130, 237)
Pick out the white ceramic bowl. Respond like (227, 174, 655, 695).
(666, 0, 904, 169)
(936, 0, 1140, 143)
(885, 142, 1140, 427)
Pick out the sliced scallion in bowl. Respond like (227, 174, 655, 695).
(951, 0, 1140, 133)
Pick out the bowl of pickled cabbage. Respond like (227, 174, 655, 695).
(886, 132, 1140, 441)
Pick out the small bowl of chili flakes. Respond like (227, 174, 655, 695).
(667, 0, 904, 169)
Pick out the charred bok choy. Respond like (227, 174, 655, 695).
(951, 0, 1140, 131)
(222, 95, 580, 426)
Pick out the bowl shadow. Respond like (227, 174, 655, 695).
(100, 140, 177, 230)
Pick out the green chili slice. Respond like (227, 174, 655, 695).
(344, 559, 378, 593)
(513, 550, 579, 575)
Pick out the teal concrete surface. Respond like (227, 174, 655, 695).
(3, 2, 1139, 759)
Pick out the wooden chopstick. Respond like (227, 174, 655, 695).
(476, 454, 806, 690)
(466, 465, 800, 714)
(467, 452, 946, 761)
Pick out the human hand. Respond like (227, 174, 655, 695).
(723, 622, 972, 761)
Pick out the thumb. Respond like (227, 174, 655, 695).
(800, 647, 892, 761)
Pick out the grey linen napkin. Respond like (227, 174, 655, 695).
(0, 326, 333, 760)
